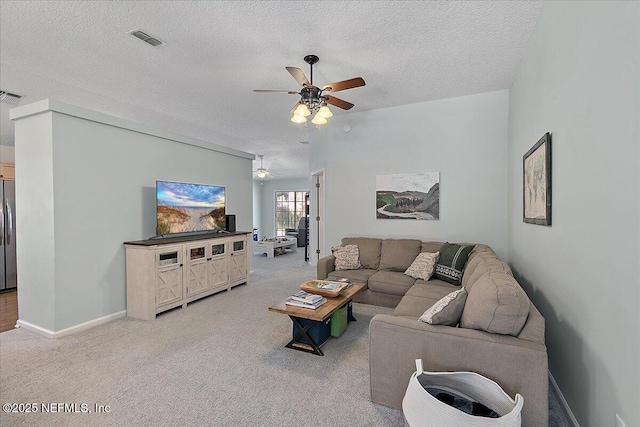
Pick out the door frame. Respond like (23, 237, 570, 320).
(309, 169, 325, 266)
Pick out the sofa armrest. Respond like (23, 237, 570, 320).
(369, 314, 548, 427)
(317, 255, 335, 279)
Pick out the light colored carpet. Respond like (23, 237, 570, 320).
(0, 250, 570, 426)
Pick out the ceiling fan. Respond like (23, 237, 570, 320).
(253, 155, 282, 179)
(254, 54, 366, 125)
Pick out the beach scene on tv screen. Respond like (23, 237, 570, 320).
(157, 181, 225, 234)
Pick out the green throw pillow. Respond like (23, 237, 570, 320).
(435, 243, 474, 285)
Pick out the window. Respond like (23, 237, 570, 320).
(275, 191, 307, 237)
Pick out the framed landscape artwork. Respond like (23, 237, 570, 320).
(376, 173, 440, 220)
(523, 133, 552, 225)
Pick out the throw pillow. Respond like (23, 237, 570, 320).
(404, 251, 440, 280)
(434, 243, 474, 285)
(332, 244, 362, 271)
(419, 287, 468, 326)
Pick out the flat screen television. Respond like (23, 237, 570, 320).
(156, 180, 226, 235)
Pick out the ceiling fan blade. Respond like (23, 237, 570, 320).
(254, 89, 300, 94)
(325, 95, 354, 110)
(286, 67, 311, 87)
(322, 77, 365, 93)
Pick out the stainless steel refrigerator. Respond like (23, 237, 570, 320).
(1, 179, 16, 290)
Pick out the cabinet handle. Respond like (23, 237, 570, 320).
(207, 258, 212, 261)
(180, 264, 183, 267)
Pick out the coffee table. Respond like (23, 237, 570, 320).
(268, 282, 365, 356)
(253, 237, 297, 258)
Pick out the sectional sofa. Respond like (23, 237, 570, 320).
(317, 237, 548, 427)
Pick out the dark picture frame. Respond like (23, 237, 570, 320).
(523, 133, 552, 225)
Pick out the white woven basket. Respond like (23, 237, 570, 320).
(402, 359, 523, 427)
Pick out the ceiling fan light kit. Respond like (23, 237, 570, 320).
(253, 155, 282, 179)
(254, 54, 365, 126)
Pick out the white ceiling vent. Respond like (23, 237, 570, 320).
(0, 91, 22, 104)
(128, 29, 166, 48)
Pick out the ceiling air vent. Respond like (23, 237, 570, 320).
(0, 91, 22, 104)
(129, 29, 166, 48)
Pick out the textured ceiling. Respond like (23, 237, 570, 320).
(0, 1, 542, 179)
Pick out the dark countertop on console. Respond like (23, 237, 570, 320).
(125, 231, 251, 246)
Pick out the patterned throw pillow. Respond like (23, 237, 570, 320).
(404, 252, 440, 280)
(434, 243, 474, 285)
(419, 287, 468, 326)
(332, 244, 362, 271)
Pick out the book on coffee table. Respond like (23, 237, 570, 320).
(290, 290, 324, 305)
(285, 293, 327, 310)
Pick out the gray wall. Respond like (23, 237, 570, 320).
(310, 90, 510, 259)
(507, 2, 640, 426)
(13, 112, 56, 331)
(257, 178, 310, 239)
(13, 101, 254, 332)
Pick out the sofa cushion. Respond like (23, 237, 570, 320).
(421, 241, 444, 253)
(419, 287, 468, 326)
(462, 254, 512, 292)
(407, 280, 460, 300)
(327, 269, 376, 288)
(379, 239, 422, 272)
(404, 251, 439, 280)
(368, 271, 416, 296)
(434, 242, 474, 285)
(342, 237, 382, 270)
(460, 273, 531, 336)
(393, 295, 441, 318)
(333, 244, 361, 271)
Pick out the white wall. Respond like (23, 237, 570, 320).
(12, 100, 254, 333)
(257, 178, 309, 238)
(507, 2, 639, 427)
(310, 90, 510, 259)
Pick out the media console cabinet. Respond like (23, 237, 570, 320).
(124, 232, 250, 320)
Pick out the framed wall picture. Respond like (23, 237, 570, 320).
(376, 172, 440, 220)
(523, 133, 552, 225)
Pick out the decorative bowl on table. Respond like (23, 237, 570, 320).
(300, 280, 349, 297)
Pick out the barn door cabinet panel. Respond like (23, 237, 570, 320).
(229, 236, 248, 286)
(125, 232, 250, 320)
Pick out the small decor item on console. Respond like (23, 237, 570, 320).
(434, 243, 474, 285)
(225, 214, 236, 232)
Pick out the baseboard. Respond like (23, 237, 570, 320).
(16, 310, 127, 339)
(549, 370, 580, 427)
(15, 319, 55, 337)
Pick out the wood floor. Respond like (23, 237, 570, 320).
(0, 290, 18, 333)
